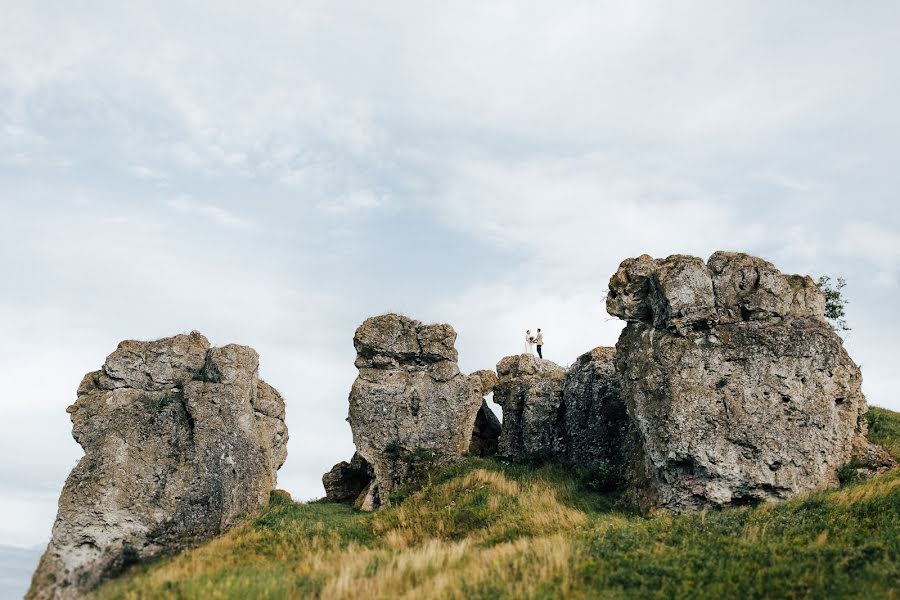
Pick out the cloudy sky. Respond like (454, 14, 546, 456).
(2, 0, 899, 573)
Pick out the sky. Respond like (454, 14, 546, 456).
(2, 0, 900, 574)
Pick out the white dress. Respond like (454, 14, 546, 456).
(524, 333, 534, 355)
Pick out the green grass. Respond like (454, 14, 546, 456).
(868, 406, 900, 461)
(91, 408, 900, 600)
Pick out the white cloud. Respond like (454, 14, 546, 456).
(166, 195, 255, 230)
(317, 190, 385, 215)
(126, 164, 165, 180)
(837, 221, 900, 288)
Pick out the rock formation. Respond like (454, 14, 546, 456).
(322, 453, 374, 505)
(471, 369, 500, 396)
(469, 400, 503, 457)
(27, 332, 288, 600)
(608, 252, 874, 510)
(493, 354, 567, 462)
(468, 369, 503, 456)
(344, 314, 482, 509)
(561, 347, 630, 479)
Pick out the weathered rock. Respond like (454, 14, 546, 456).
(607, 251, 826, 333)
(493, 354, 567, 461)
(469, 400, 503, 456)
(27, 332, 288, 600)
(323, 453, 374, 504)
(847, 437, 897, 480)
(608, 252, 872, 511)
(561, 347, 629, 478)
(471, 369, 500, 395)
(347, 314, 482, 509)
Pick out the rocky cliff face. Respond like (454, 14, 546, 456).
(608, 252, 872, 510)
(343, 314, 482, 509)
(27, 332, 287, 600)
(561, 347, 631, 479)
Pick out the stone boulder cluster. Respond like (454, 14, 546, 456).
(325, 251, 893, 513)
(28, 333, 287, 600)
(30, 251, 896, 598)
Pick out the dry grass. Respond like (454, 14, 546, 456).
(828, 470, 900, 507)
(91, 408, 900, 600)
(321, 535, 574, 600)
(373, 469, 586, 547)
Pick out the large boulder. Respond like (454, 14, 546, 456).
(608, 252, 874, 511)
(493, 354, 567, 462)
(27, 332, 288, 600)
(346, 314, 482, 509)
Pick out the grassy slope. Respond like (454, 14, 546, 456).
(92, 408, 900, 600)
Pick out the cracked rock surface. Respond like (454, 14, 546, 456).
(608, 252, 874, 511)
(561, 347, 631, 474)
(346, 314, 482, 509)
(493, 354, 568, 461)
(27, 332, 287, 600)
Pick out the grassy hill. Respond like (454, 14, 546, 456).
(91, 408, 900, 600)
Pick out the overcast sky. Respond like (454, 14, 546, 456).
(2, 1, 900, 559)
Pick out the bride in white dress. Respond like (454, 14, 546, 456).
(524, 329, 535, 355)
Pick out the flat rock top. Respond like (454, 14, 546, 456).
(497, 354, 565, 379)
(354, 313, 458, 362)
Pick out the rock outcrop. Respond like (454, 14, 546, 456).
(322, 453, 374, 505)
(561, 347, 630, 479)
(27, 332, 288, 600)
(345, 314, 482, 509)
(608, 252, 872, 510)
(493, 354, 567, 462)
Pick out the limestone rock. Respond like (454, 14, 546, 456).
(347, 314, 482, 509)
(561, 347, 629, 477)
(847, 437, 897, 480)
(469, 400, 503, 456)
(27, 332, 287, 600)
(607, 251, 826, 333)
(493, 354, 567, 461)
(471, 369, 500, 395)
(323, 453, 374, 504)
(608, 252, 871, 511)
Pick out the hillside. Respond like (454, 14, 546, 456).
(91, 407, 900, 600)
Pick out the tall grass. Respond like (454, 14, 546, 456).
(91, 408, 900, 600)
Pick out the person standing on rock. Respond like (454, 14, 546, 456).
(525, 330, 535, 355)
(535, 328, 544, 358)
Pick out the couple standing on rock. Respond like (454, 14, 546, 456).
(525, 328, 544, 358)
